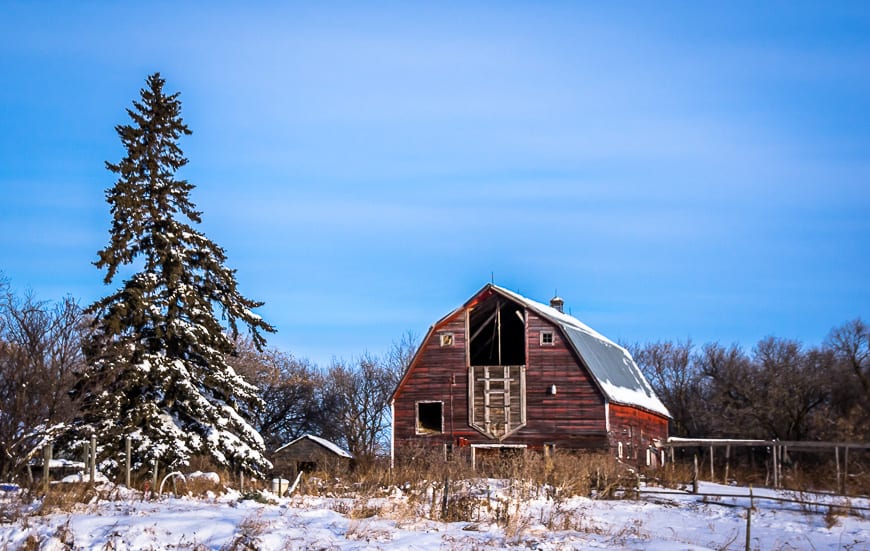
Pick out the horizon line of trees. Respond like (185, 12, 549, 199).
(629, 318, 870, 443)
(2, 275, 867, 480)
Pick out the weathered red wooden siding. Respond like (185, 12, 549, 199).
(393, 312, 467, 448)
(393, 306, 609, 453)
(518, 311, 607, 448)
(608, 403, 669, 462)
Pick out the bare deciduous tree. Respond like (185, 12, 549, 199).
(327, 354, 395, 462)
(630, 340, 709, 437)
(0, 283, 85, 481)
(229, 340, 340, 451)
(824, 318, 870, 438)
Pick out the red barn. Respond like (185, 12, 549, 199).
(390, 284, 670, 467)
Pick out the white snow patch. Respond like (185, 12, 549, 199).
(0, 481, 866, 550)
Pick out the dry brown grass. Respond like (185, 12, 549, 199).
(184, 474, 224, 498)
(38, 483, 100, 513)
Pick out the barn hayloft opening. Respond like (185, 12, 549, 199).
(468, 294, 526, 366)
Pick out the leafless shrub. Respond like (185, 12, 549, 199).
(608, 518, 649, 546)
(824, 504, 844, 529)
(220, 515, 267, 551)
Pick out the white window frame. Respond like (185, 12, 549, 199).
(540, 331, 554, 346)
(439, 332, 455, 347)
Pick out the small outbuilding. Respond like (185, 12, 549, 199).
(271, 434, 353, 477)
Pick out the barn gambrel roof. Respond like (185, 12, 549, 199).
(490, 285, 671, 418)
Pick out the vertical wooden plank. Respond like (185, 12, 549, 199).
(503, 364, 510, 436)
(709, 446, 715, 481)
(835, 446, 841, 493)
(724, 444, 730, 485)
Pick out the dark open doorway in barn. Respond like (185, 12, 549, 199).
(416, 401, 443, 434)
(468, 295, 525, 366)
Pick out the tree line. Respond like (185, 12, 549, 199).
(0, 276, 414, 481)
(629, 320, 870, 443)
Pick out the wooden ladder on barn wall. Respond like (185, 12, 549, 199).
(480, 365, 513, 437)
(472, 364, 526, 440)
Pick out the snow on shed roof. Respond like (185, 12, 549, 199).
(275, 434, 353, 459)
(491, 285, 671, 418)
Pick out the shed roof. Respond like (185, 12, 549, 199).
(274, 434, 353, 459)
(490, 285, 671, 418)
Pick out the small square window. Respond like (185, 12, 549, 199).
(540, 331, 554, 345)
(440, 333, 454, 347)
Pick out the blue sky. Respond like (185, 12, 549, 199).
(1, 2, 868, 366)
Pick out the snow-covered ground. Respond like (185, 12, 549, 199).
(0, 481, 867, 550)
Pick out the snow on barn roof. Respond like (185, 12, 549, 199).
(275, 434, 353, 459)
(491, 285, 671, 419)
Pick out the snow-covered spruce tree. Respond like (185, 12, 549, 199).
(77, 73, 275, 478)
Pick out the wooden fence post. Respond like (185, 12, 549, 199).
(441, 475, 450, 519)
(709, 446, 715, 481)
(724, 445, 731, 485)
(844, 446, 849, 495)
(772, 445, 778, 489)
(692, 454, 699, 494)
(125, 437, 131, 488)
(43, 442, 52, 494)
(152, 459, 158, 498)
(89, 434, 97, 484)
(745, 485, 753, 551)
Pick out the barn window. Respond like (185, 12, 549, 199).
(439, 332, 454, 347)
(617, 442, 624, 459)
(540, 331, 554, 345)
(416, 401, 443, 434)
